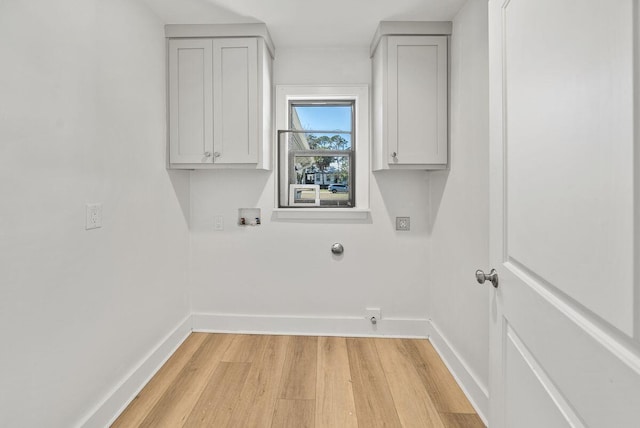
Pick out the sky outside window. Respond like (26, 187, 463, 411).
(291, 104, 353, 132)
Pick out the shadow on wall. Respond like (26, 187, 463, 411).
(139, 0, 260, 24)
(167, 169, 190, 224)
(373, 170, 431, 235)
(426, 169, 450, 235)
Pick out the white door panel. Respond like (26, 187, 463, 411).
(503, 0, 633, 334)
(505, 325, 572, 428)
(503, 0, 635, 334)
(168, 39, 214, 164)
(212, 38, 258, 164)
(388, 36, 448, 165)
(488, 0, 640, 426)
(500, 263, 640, 427)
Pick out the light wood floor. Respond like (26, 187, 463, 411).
(112, 333, 485, 428)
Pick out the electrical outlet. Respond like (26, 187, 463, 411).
(396, 216, 410, 231)
(214, 215, 224, 231)
(365, 307, 381, 321)
(85, 203, 102, 230)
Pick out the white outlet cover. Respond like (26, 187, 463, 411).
(86, 203, 103, 230)
(214, 215, 224, 231)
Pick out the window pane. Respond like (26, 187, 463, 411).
(292, 155, 352, 206)
(288, 132, 352, 151)
(291, 104, 353, 132)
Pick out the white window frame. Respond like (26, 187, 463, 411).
(274, 85, 370, 219)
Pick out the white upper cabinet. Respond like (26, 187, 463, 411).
(371, 22, 450, 170)
(166, 24, 274, 170)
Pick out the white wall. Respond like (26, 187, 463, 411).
(189, 47, 432, 334)
(0, 0, 190, 426)
(428, 0, 490, 409)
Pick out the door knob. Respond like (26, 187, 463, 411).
(204, 151, 212, 157)
(475, 268, 499, 288)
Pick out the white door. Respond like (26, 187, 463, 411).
(487, 1, 640, 427)
(168, 39, 214, 164)
(212, 38, 258, 164)
(387, 36, 448, 165)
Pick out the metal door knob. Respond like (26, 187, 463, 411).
(204, 151, 212, 157)
(213, 152, 221, 158)
(475, 268, 499, 288)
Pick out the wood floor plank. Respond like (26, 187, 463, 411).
(227, 335, 290, 428)
(222, 334, 268, 363)
(315, 336, 357, 428)
(137, 333, 234, 428)
(279, 336, 317, 400)
(346, 337, 402, 428)
(375, 338, 445, 428)
(112, 333, 207, 427)
(112, 334, 484, 427)
(182, 362, 251, 427)
(403, 339, 477, 413)
(271, 399, 315, 428)
(439, 412, 486, 428)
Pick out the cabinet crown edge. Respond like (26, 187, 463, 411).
(165, 23, 275, 59)
(370, 21, 452, 58)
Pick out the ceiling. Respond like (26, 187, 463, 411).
(141, 0, 467, 48)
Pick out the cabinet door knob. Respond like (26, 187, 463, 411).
(213, 152, 221, 158)
(391, 152, 397, 158)
(204, 151, 212, 157)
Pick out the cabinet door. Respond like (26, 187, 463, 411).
(212, 38, 258, 164)
(388, 36, 447, 165)
(168, 39, 214, 164)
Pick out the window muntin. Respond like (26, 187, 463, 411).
(279, 101, 355, 208)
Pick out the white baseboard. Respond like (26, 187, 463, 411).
(427, 320, 489, 425)
(79, 315, 192, 428)
(192, 312, 429, 338)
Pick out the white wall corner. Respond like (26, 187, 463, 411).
(78, 315, 193, 428)
(427, 320, 489, 425)
(192, 313, 429, 339)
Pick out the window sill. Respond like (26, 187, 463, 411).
(272, 208, 370, 220)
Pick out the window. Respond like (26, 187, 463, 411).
(281, 101, 354, 207)
(276, 85, 369, 215)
